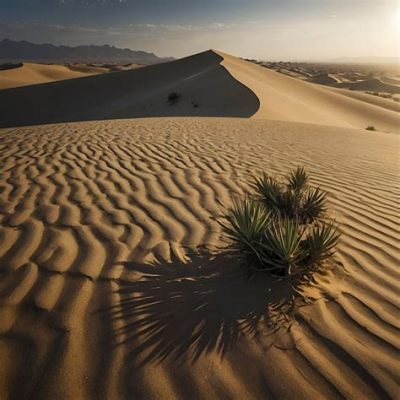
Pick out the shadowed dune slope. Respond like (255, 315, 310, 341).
(0, 51, 260, 128)
(0, 118, 399, 399)
(0, 62, 106, 89)
(218, 51, 400, 133)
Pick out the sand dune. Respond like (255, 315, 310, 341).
(0, 117, 399, 399)
(336, 78, 400, 94)
(0, 62, 106, 89)
(0, 50, 399, 133)
(218, 51, 400, 133)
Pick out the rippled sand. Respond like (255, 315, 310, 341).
(0, 118, 398, 399)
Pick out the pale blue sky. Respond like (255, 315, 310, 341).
(0, 0, 398, 60)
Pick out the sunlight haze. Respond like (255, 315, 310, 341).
(0, 0, 398, 60)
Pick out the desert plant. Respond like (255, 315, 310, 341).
(220, 167, 340, 278)
(254, 167, 325, 224)
(260, 217, 305, 276)
(288, 166, 308, 192)
(300, 187, 327, 224)
(366, 126, 376, 131)
(168, 92, 181, 104)
(218, 197, 272, 266)
(253, 173, 283, 211)
(302, 222, 340, 264)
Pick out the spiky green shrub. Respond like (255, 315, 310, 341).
(253, 167, 326, 224)
(220, 167, 340, 278)
(218, 197, 271, 266)
(261, 218, 304, 276)
(302, 222, 340, 264)
(288, 166, 308, 192)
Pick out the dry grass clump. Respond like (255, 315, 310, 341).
(219, 167, 340, 278)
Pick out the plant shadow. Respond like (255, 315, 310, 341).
(106, 250, 315, 368)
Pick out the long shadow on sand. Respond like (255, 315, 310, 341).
(105, 251, 311, 368)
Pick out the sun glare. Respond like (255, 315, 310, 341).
(396, 6, 400, 27)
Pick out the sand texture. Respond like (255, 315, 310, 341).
(0, 117, 399, 399)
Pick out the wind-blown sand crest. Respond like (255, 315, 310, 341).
(0, 50, 399, 399)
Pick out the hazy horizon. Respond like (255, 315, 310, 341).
(0, 0, 399, 61)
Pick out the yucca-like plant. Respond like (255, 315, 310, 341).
(300, 187, 327, 224)
(219, 197, 271, 266)
(260, 217, 305, 276)
(220, 167, 340, 279)
(288, 167, 308, 192)
(254, 167, 326, 224)
(302, 222, 340, 264)
(253, 173, 283, 210)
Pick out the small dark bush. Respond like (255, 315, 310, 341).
(366, 126, 376, 131)
(168, 92, 181, 104)
(219, 167, 340, 278)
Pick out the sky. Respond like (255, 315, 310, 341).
(0, 0, 399, 60)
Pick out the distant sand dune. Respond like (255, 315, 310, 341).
(0, 62, 106, 89)
(0, 50, 398, 133)
(336, 78, 400, 94)
(0, 118, 399, 399)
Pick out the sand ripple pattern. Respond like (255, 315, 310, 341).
(0, 118, 399, 399)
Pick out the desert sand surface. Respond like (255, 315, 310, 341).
(0, 119, 399, 399)
(0, 50, 399, 133)
(0, 50, 399, 400)
(0, 62, 108, 89)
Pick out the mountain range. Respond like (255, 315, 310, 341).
(0, 38, 173, 64)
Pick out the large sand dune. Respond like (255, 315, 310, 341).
(0, 51, 259, 128)
(0, 50, 399, 133)
(0, 118, 399, 399)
